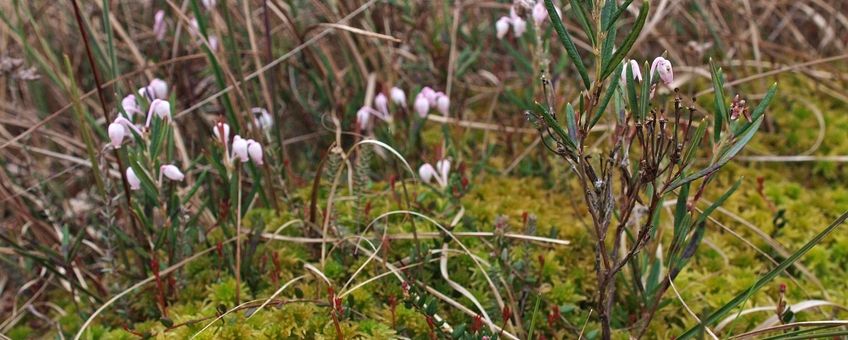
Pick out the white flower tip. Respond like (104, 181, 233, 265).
(436, 94, 450, 115)
(161, 165, 185, 181)
(390, 87, 406, 107)
(126, 168, 141, 190)
(231, 135, 249, 162)
(512, 17, 527, 37)
(247, 141, 264, 165)
(418, 163, 436, 184)
(532, 2, 548, 25)
(108, 122, 125, 149)
(414, 94, 430, 118)
(496, 17, 511, 39)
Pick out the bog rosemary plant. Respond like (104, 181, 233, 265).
(526, 0, 778, 338)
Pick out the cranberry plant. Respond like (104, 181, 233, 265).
(526, 0, 778, 337)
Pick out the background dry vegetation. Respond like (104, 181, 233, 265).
(1, 0, 848, 339)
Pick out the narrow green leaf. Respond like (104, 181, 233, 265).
(677, 210, 848, 339)
(603, 0, 636, 31)
(600, 0, 649, 80)
(626, 64, 639, 120)
(545, 0, 591, 89)
(639, 61, 651, 118)
(566, 103, 578, 141)
(569, 0, 596, 46)
(709, 59, 728, 142)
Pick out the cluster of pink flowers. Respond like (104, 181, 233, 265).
(413, 86, 449, 118)
(356, 86, 407, 132)
(496, 1, 558, 39)
(213, 121, 264, 166)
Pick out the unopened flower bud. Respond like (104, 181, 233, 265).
(126, 167, 141, 190)
(435, 94, 450, 116)
(121, 94, 141, 119)
(419, 163, 437, 184)
(414, 94, 430, 118)
(161, 164, 185, 181)
(202, 0, 216, 10)
(213, 121, 230, 144)
(232, 135, 249, 162)
(375, 93, 389, 117)
(153, 10, 166, 41)
(148, 78, 168, 100)
(532, 2, 548, 25)
(420, 87, 437, 106)
(108, 122, 126, 149)
(512, 17, 527, 37)
(496, 17, 511, 39)
(251, 107, 273, 130)
(357, 106, 373, 131)
(390, 87, 406, 108)
(247, 140, 264, 165)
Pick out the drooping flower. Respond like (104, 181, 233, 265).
(418, 163, 437, 184)
(121, 94, 141, 119)
(213, 121, 230, 145)
(414, 94, 430, 118)
(149, 78, 168, 99)
(108, 122, 126, 149)
(231, 135, 249, 162)
(139, 78, 168, 100)
(161, 164, 185, 181)
(375, 93, 389, 118)
(420, 87, 437, 106)
(153, 10, 166, 41)
(649, 56, 673, 85)
(357, 106, 373, 131)
(496, 17, 511, 39)
(512, 16, 527, 37)
(251, 107, 273, 131)
(435, 93, 450, 116)
(620, 59, 643, 85)
(390, 87, 406, 108)
(436, 159, 451, 183)
(126, 167, 141, 190)
(247, 140, 264, 165)
(532, 2, 548, 25)
(145, 99, 171, 126)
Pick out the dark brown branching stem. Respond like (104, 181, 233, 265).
(69, 0, 141, 245)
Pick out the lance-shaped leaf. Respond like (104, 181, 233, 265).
(566, 103, 578, 141)
(603, 0, 636, 31)
(569, 0, 596, 46)
(709, 59, 728, 142)
(545, 0, 591, 89)
(600, 0, 650, 80)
